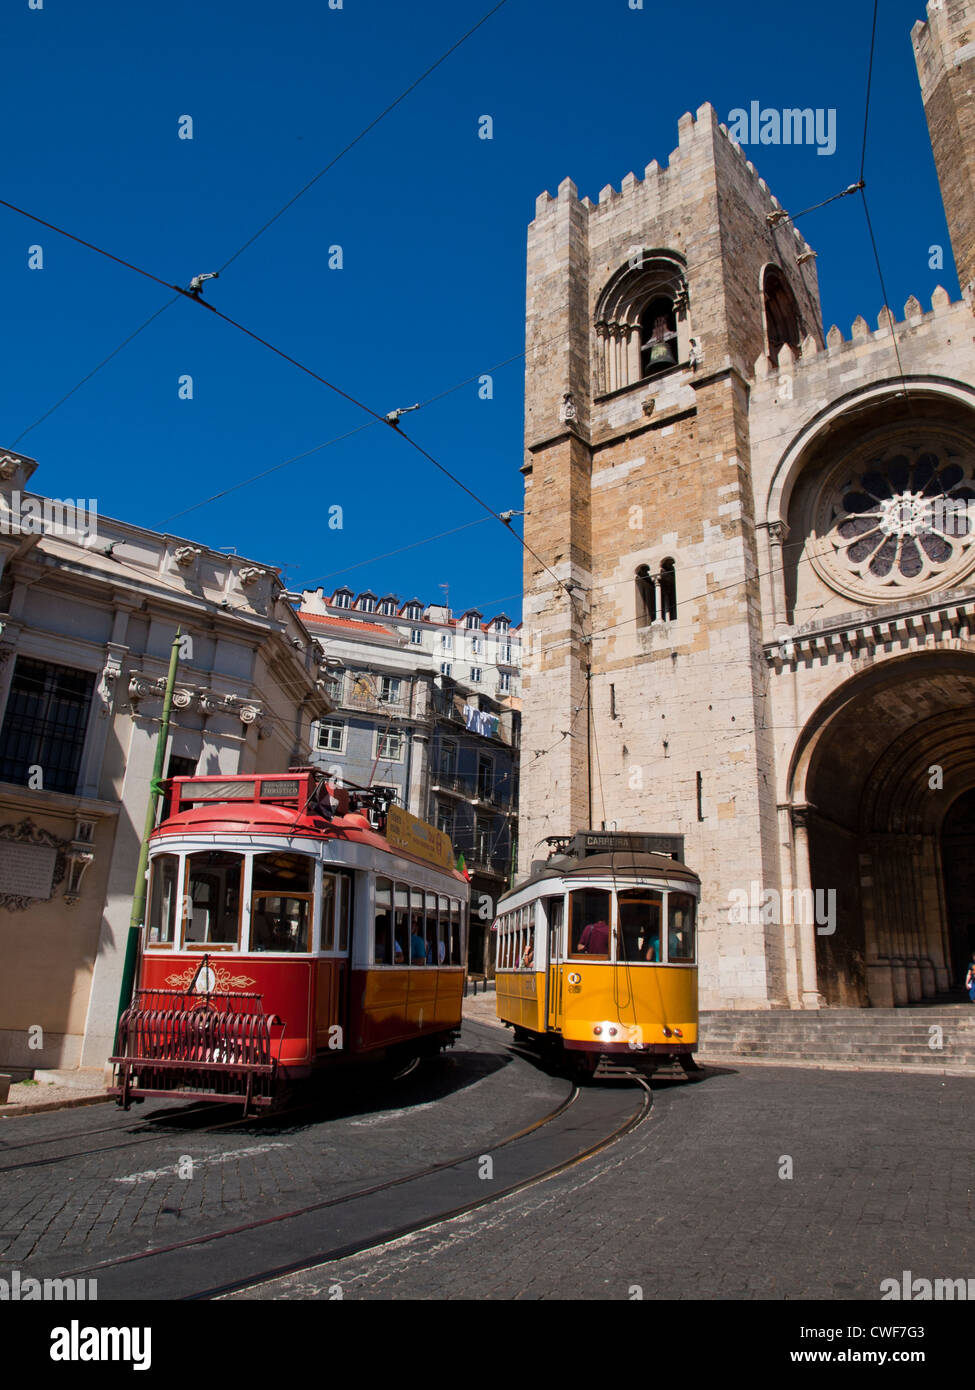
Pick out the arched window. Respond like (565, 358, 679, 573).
(595, 251, 688, 394)
(659, 558, 677, 620)
(763, 265, 802, 366)
(636, 565, 656, 626)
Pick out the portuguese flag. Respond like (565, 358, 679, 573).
(456, 853, 471, 881)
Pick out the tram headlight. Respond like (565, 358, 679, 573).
(607, 1026, 618, 1037)
(593, 1025, 603, 1036)
(673, 1027, 683, 1038)
(662, 1026, 672, 1038)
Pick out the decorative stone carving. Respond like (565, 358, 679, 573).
(687, 336, 703, 368)
(173, 545, 202, 569)
(0, 819, 68, 911)
(171, 688, 194, 710)
(97, 656, 123, 717)
(238, 566, 269, 588)
(559, 392, 577, 423)
(128, 675, 165, 704)
(63, 849, 95, 906)
(197, 692, 219, 714)
(0, 455, 20, 481)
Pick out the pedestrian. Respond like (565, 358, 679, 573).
(966, 953, 975, 1004)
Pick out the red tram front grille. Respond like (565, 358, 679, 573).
(109, 988, 284, 1111)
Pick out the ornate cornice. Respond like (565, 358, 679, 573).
(766, 598, 975, 669)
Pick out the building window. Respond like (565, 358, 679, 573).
(0, 657, 95, 795)
(333, 589, 352, 609)
(494, 617, 509, 632)
(379, 676, 401, 704)
(474, 817, 492, 862)
(379, 598, 397, 615)
(163, 753, 198, 819)
(464, 612, 481, 630)
(477, 753, 493, 799)
(436, 801, 454, 838)
(763, 264, 802, 367)
(636, 565, 656, 625)
(316, 718, 346, 752)
(375, 731, 404, 762)
(441, 662, 452, 677)
(470, 636, 481, 655)
(409, 628, 423, 645)
(470, 667, 482, 683)
(439, 741, 457, 777)
(441, 632, 452, 651)
(404, 603, 422, 621)
(358, 594, 376, 613)
(659, 558, 677, 620)
(498, 671, 510, 693)
(499, 643, 512, 664)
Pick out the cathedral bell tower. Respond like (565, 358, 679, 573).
(519, 103, 822, 1008)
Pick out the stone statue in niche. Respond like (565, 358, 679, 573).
(559, 392, 577, 423)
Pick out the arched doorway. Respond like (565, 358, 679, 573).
(791, 651, 975, 1007)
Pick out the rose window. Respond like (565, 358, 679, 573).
(811, 436, 975, 600)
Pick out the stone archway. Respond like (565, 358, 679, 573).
(790, 651, 975, 1007)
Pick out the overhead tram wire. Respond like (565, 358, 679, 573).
(0, 193, 578, 615)
(9, 0, 513, 446)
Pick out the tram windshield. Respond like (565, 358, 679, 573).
(251, 852, 314, 952)
(617, 888, 662, 962)
(184, 850, 243, 947)
(146, 854, 180, 945)
(570, 888, 612, 958)
(667, 892, 696, 962)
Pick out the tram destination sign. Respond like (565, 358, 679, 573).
(572, 830, 685, 861)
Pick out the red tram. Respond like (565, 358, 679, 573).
(109, 769, 469, 1112)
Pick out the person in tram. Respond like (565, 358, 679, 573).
(578, 919, 610, 956)
(521, 940, 535, 969)
(966, 952, 975, 1004)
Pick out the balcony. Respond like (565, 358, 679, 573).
(430, 771, 513, 811)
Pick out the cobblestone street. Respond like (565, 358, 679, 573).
(233, 1047, 975, 1301)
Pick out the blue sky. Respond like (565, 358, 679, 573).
(0, 0, 954, 624)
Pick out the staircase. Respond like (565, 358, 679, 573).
(698, 1002, 975, 1074)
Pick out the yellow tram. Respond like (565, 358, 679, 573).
(494, 831, 700, 1078)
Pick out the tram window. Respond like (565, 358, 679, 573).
(617, 888, 662, 963)
(146, 854, 179, 945)
(251, 853, 314, 953)
(409, 887, 426, 964)
(570, 888, 612, 958)
(320, 874, 337, 951)
(251, 895, 310, 952)
(184, 851, 243, 947)
(546, 896, 564, 962)
(375, 877, 393, 965)
(521, 908, 535, 970)
(424, 892, 438, 963)
(393, 883, 409, 964)
(451, 899, 462, 967)
(338, 874, 351, 952)
(439, 895, 450, 964)
(667, 893, 696, 963)
(253, 852, 314, 895)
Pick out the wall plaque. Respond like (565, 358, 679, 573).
(0, 820, 68, 910)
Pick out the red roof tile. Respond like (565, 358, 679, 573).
(299, 611, 396, 636)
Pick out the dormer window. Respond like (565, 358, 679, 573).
(464, 612, 482, 630)
(403, 602, 423, 621)
(493, 617, 510, 632)
(379, 596, 397, 616)
(333, 589, 353, 610)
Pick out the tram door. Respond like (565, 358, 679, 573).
(545, 895, 564, 1031)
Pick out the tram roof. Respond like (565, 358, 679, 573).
(502, 850, 700, 899)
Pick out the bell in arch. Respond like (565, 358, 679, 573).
(646, 339, 677, 368)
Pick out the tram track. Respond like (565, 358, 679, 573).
(47, 1067, 650, 1300)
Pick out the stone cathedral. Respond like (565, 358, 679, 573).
(518, 2, 975, 1011)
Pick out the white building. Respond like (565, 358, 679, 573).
(0, 448, 330, 1075)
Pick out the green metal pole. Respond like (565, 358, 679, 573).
(115, 628, 181, 1034)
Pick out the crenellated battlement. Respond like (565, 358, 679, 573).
(531, 102, 814, 260)
(752, 285, 964, 381)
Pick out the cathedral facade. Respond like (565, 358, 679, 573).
(518, 2, 975, 1011)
